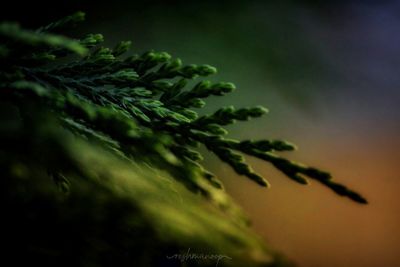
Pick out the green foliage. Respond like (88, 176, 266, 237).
(1, 12, 366, 203)
(0, 11, 367, 267)
(0, 11, 367, 203)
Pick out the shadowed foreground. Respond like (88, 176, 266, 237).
(0, 110, 292, 267)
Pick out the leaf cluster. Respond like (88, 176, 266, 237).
(0, 12, 367, 204)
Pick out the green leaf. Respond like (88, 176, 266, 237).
(36, 11, 85, 33)
(113, 41, 132, 57)
(10, 81, 49, 96)
(0, 23, 87, 56)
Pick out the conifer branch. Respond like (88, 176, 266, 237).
(0, 12, 367, 204)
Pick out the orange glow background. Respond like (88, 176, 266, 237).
(218, 109, 400, 267)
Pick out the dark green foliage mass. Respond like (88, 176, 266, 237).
(0, 12, 366, 267)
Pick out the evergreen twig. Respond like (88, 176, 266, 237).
(0, 12, 367, 204)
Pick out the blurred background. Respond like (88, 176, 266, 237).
(2, 1, 399, 266)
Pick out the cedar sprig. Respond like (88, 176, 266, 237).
(0, 12, 367, 204)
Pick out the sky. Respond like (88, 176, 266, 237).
(2, 1, 399, 266)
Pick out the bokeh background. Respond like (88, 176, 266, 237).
(2, 1, 399, 266)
